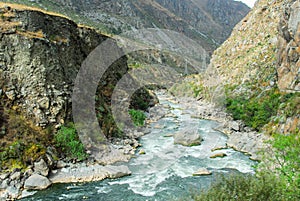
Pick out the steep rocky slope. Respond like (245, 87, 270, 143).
(0, 3, 128, 131)
(197, 0, 300, 134)
(2, 0, 250, 55)
(0, 2, 137, 173)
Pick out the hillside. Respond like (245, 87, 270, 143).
(1, 0, 250, 55)
(182, 0, 299, 135)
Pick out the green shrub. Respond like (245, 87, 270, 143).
(54, 123, 87, 161)
(225, 88, 281, 130)
(263, 133, 300, 198)
(185, 132, 300, 201)
(189, 173, 287, 201)
(129, 109, 146, 126)
(225, 88, 299, 131)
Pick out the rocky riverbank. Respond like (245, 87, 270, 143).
(0, 92, 267, 201)
(0, 135, 144, 200)
(168, 95, 270, 161)
(0, 90, 269, 200)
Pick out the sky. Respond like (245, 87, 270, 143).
(236, 0, 257, 8)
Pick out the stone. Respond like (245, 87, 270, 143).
(211, 146, 227, 152)
(34, 159, 49, 176)
(5, 90, 15, 100)
(49, 164, 131, 183)
(192, 168, 212, 176)
(104, 165, 131, 179)
(20, 190, 37, 199)
(56, 160, 68, 169)
(24, 174, 51, 190)
(6, 186, 20, 199)
(24, 168, 33, 177)
(0, 189, 9, 200)
(210, 152, 227, 158)
(10, 171, 21, 181)
(138, 149, 146, 155)
(0, 179, 9, 189)
(229, 121, 240, 131)
(37, 97, 50, 109)
(174, 130, 202, 146)
(45, 154, 55, 167)
(0, 173, 9, 180)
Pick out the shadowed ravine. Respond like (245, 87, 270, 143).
(22, 92, 256, 201)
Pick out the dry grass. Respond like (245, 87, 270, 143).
(0, 2, 69, 20)
(16, 29, 44, 39)
(0, 20, 21, 32)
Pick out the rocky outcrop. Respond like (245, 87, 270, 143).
(204, 0, 299, 94)
(277, 0, 300, 92)
(0, 4, 142, 199)
(197, 0, 299, 134)
(0, 3, 123, 129)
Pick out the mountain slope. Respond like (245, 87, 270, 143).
(2, 0, 250, 55)
(200, 0, 299, 134)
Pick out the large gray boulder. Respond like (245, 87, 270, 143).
(103, 165, 132, 179)
(24, 174, 51, 190)
(34, 159, 49, 176)
(174, 129, 202, 146)
(49, 164, 131, 183)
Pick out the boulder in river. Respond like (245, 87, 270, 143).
(174, 129, 202, 146)
(49, 164, 131, 183)
(138, 149, 146, 155)
(210, 152, 227, 158)
(103, 165, 132, 179)
(192, 168, 212, 176)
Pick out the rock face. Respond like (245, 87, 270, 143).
(0, 4, 127, 131)
(24, 174, 51, 190)
(277, 0, 300, 92)
(174, 129, 202, 146)
(201, 0, 300, 134)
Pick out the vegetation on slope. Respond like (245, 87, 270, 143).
(178, 0, 300, 199)
(186, 132, 300, 201)
(225, 87, 300, 132)
(0, 0, 113, 35)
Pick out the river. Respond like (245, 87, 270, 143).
(22, 92, 256, 201)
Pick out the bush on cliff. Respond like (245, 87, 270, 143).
(225, 88, 299, 131)
(54, 123, 87, 161)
